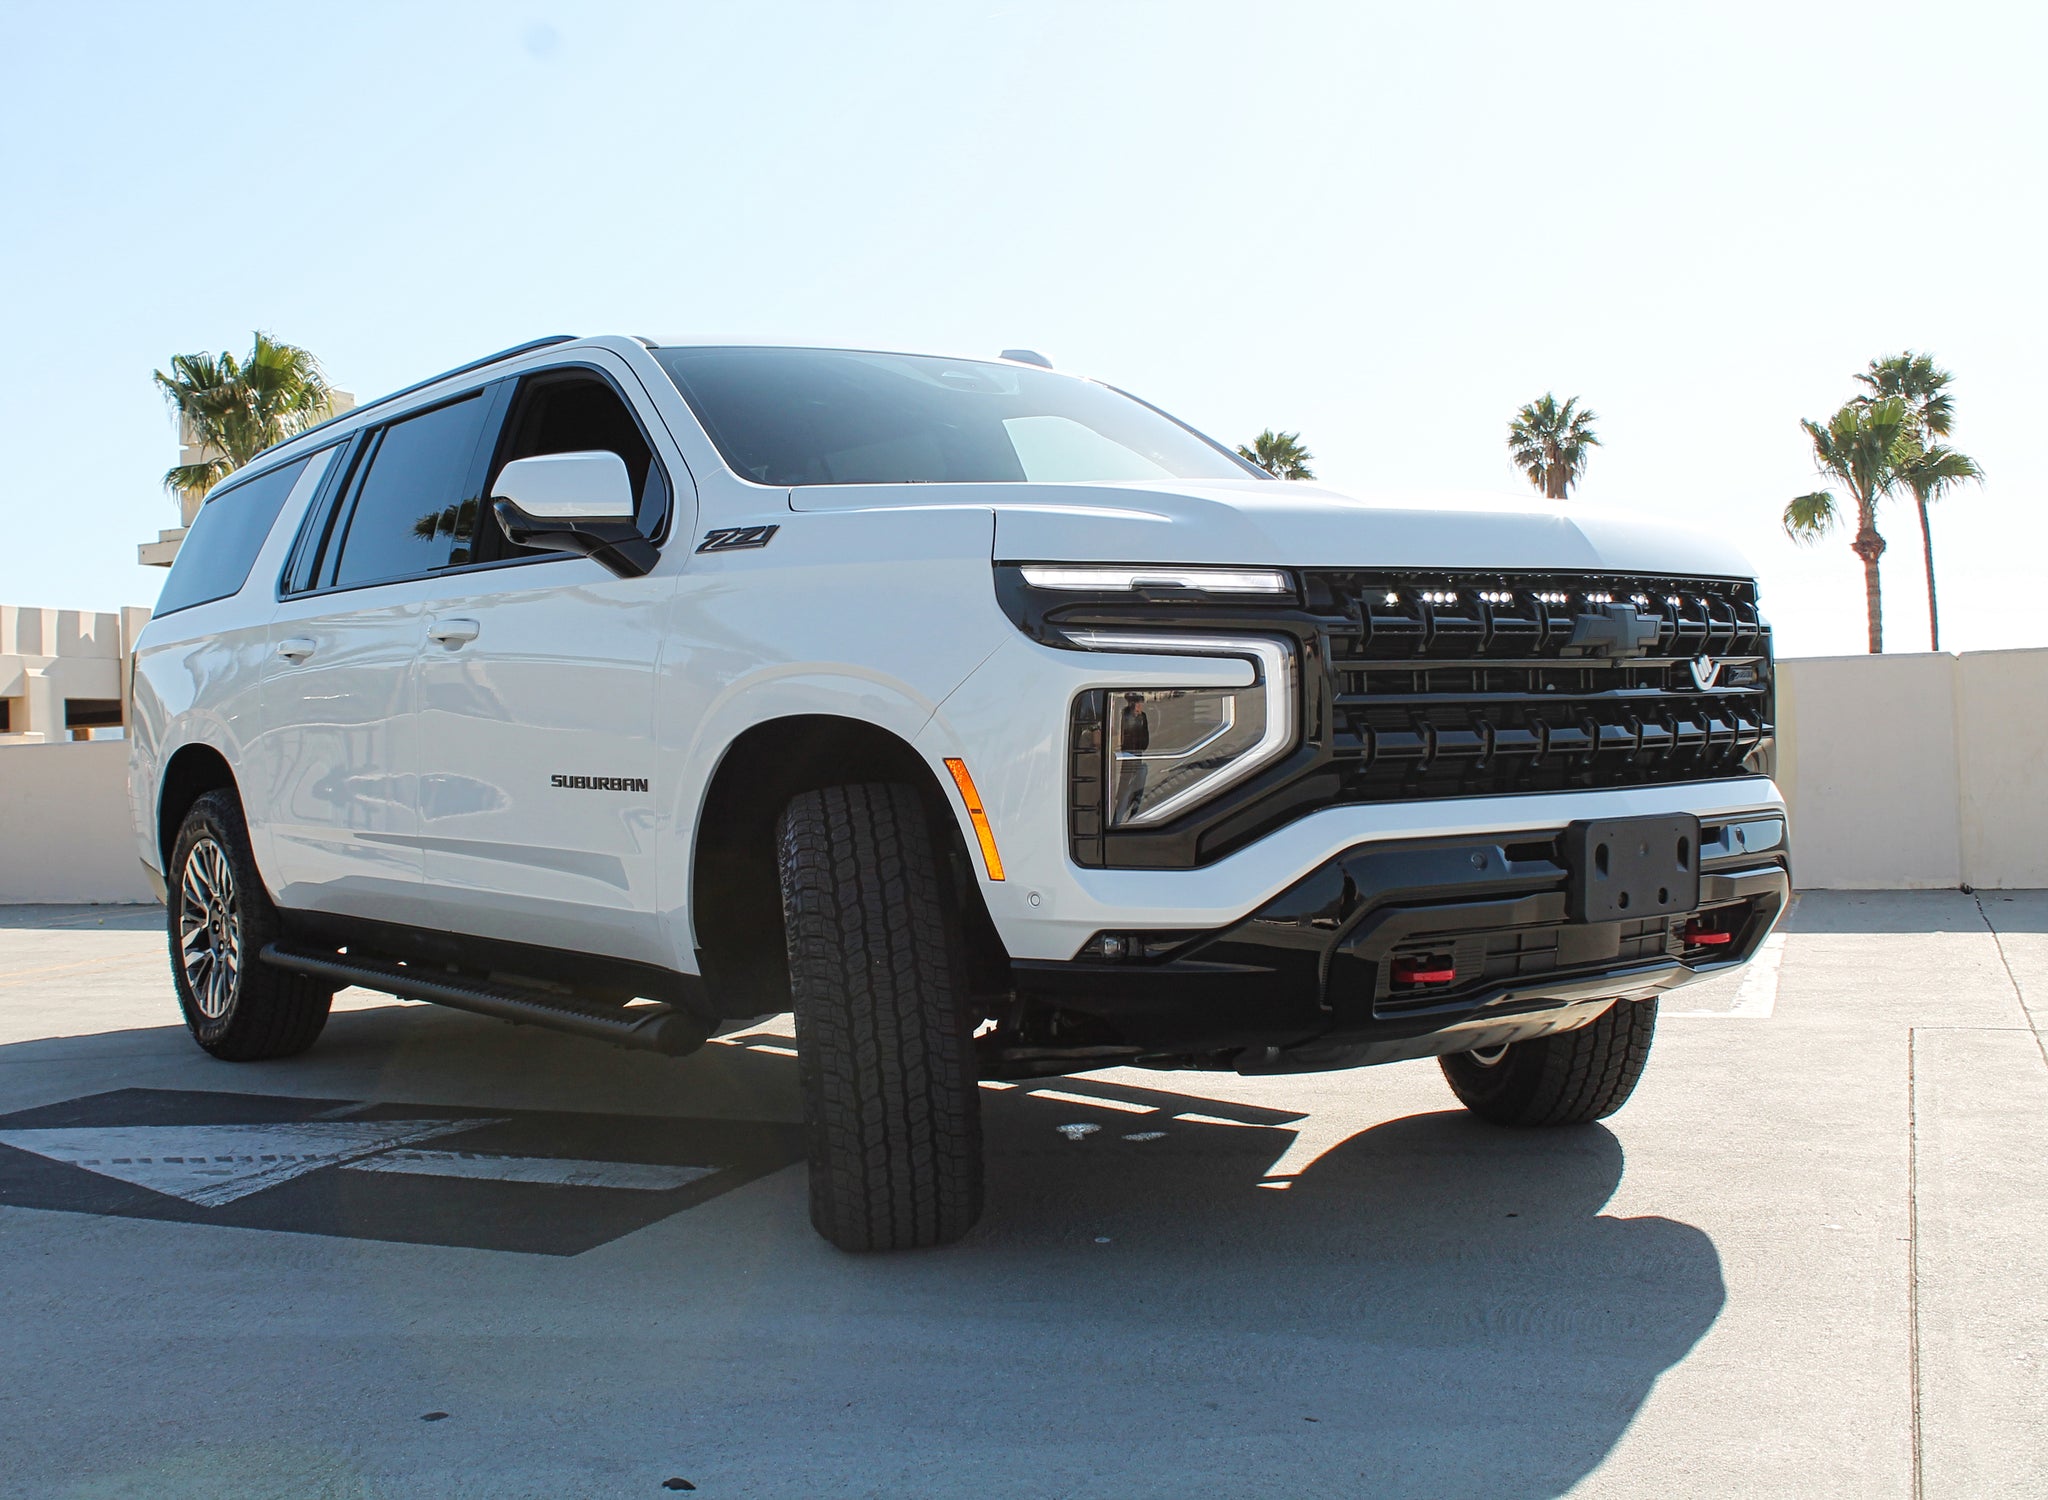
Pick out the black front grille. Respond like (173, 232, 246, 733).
(1306, 570, 1773, 804)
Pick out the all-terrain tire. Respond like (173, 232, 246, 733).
(776, 782, 983, 1251)
(167, 789, 333, 1061)
(1439, 996, 1658, 1126)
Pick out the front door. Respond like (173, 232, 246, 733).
(408, 359, 682, 966)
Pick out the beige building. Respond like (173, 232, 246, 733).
(139, 392, 356, 568)
(0, 605, 152, 743)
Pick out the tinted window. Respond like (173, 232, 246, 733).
(650, 346, 1251, 486)
(154, 455, 314, 615)
(329, 396, 491, 588)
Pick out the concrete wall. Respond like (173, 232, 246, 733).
(1777, 648, 2048, 890)
(0, 605, 152, 744)
(1953, 650, 2048, 889)
(0, 742, 153, 904)
(0, 645, 2041, 906)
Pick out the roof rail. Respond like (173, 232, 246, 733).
(250, 334, 581, 459)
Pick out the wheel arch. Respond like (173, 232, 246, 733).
(688, 714, 1008, 1018)
(156, 743, 240, 871)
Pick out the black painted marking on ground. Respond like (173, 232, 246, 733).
(0, 1088, 805, 1255)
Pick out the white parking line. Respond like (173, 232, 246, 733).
(1030, 1088, 1157, 1114)
(342, 1151, 715, 1191)
(0, 1119, 497, 1206)
(1665, 927, 1788, 1019)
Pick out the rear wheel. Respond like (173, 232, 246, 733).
(1439, 997, 1657, 1126)
(776, 782, 983, 1251)
(167, 790, 333, 1060)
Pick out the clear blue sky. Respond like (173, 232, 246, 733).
(3, 1, 2042, 657)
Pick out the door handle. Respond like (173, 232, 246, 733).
(428, 618, 481, 647)
(276, 637, 317, 662)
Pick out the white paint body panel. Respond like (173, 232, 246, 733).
(411, 557, 675, 963)
(792, 480, 1758, 579)
(131, 334, 1782, 994)
(256, 577, 429, 918)
(131, 448, 339, 886)
(490, 450, 634, 520)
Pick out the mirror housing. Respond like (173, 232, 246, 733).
(491, 451, 656, 578)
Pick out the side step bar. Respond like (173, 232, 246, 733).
(260, 943, 710, 1057)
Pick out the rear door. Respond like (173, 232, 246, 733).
(252, 389, 500, 920)
(407, 355, 685, 965)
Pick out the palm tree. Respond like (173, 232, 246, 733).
(1855, 352, 1981, 650)
(1506, 394, 1599, 499)
(1782, 396, 1916, 654)
(1237, 429, 1315, 479)
(153, 332, 334, 503)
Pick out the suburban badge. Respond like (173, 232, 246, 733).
(550, 774, 650, 792)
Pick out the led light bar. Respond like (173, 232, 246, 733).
(1018, 565, 1292, 595)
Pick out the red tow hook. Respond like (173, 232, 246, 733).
(1681, 919, 1734, 946)
(1391, 957, 1456, 985)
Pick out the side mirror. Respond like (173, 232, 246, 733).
(491, 451, 656, 578)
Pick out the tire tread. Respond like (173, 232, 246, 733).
(1439, 996, 1657, 1126)
(778, 783, 982, 1251)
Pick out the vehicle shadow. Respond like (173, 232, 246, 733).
(926, 1078, 1722, 1498)
(0, 1009, 1724, 1500)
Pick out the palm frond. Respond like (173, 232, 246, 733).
(1507, 392, 1599, 497)
(1896, 442, 1983, 504)
(163, 457, 231, 498)
(152, 331, 336, 486)
(1855, 351, 1956, 437)
(1783, 491, 1840, 542)
(1239, 428, 1314, 479)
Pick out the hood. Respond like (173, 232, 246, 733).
(788, 478, 1757, 579)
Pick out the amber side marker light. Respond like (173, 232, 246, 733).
(943, 758, 1006, 881)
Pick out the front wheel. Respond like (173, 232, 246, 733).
(167, 790, 333, 1061)
(1439, 997, 1657, 1126)
(776, 782, 984, 1251)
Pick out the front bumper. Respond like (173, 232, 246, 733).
(990, 813, 1788, 1078)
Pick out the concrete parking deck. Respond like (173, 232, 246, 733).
(0, 892, 2042, 1499)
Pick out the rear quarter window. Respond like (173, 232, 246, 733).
(154, 454, 318, 616)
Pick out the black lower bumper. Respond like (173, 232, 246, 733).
(995, 814, 1789, 1078)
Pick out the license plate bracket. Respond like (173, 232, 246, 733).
(1562, 813, 1701, 922)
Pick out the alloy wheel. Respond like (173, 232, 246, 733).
(178, 837, 240, 1019)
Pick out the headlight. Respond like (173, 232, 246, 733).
(1066, 633, 1297, 828)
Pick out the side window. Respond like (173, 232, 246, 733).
(480, 371, 668, 561)
(327, 395, 493, 589)
(154, 454, 316, 616)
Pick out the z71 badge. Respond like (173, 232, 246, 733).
(696, 524, 780, 553)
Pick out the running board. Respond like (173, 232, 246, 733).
(259, 943, 710, 1057)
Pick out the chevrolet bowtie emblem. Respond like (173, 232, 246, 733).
(1689, 656, 1724, 690)
(1564, 603, 1660, 659)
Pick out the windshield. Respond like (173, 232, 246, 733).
(650, 346, 1257, 487)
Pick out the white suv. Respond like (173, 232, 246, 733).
(130, 336, 1789, 1250)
